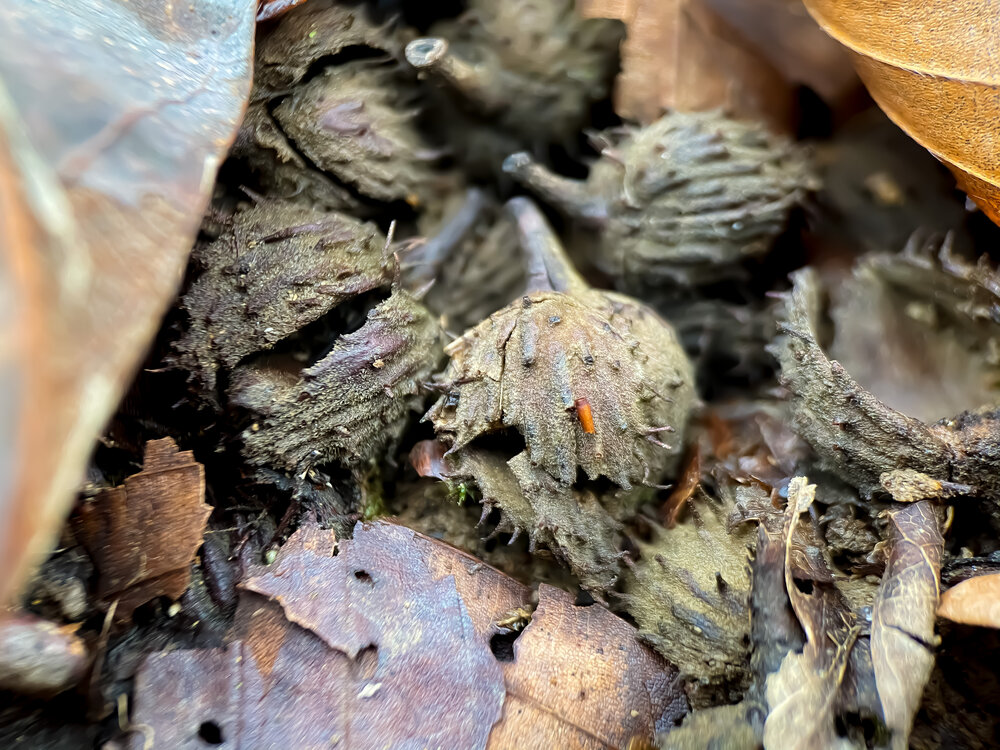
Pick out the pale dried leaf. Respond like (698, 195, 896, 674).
(763, 477, 858, 750)
(939, 573, 1000, 628)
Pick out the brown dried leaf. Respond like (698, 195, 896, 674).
(490, 584, 688, 749)
(763, 477, 859, 750)
(703, 0, 858, 105)
(131, 522, 686, 749)
(939, 573, 1000, 628)
(577, 0, 794, 130)
(0, 0, 253, 606)
(73, 438, 209, 622)
(133, 522, 506, 749)
(871, 501, 943, 747)
(803, 0, 1000, 224)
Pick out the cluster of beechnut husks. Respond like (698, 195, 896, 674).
(173, 0, 990, 717)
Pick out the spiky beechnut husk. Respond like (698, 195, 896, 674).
(505, 110, 816, 289)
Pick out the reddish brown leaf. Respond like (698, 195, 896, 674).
(803, 0, 1000, 225)
(0, 0, 253, 606)
(939, 573, 1000, 629)
(871, 501, 943, 747)
(490, 584, 687, 748)
(577, 0, 794, 130)
(74, 438, 210, 621)
(133, 522, 507, 749)
(131, 521, 686, 749)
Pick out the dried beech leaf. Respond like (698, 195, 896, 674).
(491, 584, 688, 749)
(0, 0, 252, 605)
(133, 522, 506, 749)
(73, 438, 210, 622)
(703, 0, 858, 105)
(764, 637, 856, 750)
(938, 573, 1000, 629)
(871, 501, 943, 748)
(131, 521, 686, 749)
(803, 0, 1000, 224)
(577, 0, 794, 130)
(763, 477, 859, 750)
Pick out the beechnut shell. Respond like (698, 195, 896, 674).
(773, 236, 1000, 501)
(505, 110, 815, 288)
(427, 198, 696, 490)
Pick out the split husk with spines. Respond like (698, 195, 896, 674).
(772, 236, 1000, 501)
(421, 198, 696, 592)
(171, 199, 390, 401)
(427, 198, 696, 489)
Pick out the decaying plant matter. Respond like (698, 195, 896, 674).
(12, 0, 1000, 746)
(505, 110, 816, 288)
(772, 235, 1000, 501)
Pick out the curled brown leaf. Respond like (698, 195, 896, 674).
(871, 501, 943, 748)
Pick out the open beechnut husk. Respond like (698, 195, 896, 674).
(414, 198, 696, 594)
(772, 233, 1000, 504)
(172, 197, 440, 477)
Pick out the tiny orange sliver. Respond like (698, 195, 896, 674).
(575, 398, 595, 434)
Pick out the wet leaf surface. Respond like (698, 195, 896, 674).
(73, 438, 210, 622)
(0, 0, 253, 606)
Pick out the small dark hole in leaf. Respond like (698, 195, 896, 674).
(574, 588, 596, 607)
(490, 629, 522, 662)
(198, 721, 224, 745)
(354, 570, 373, 584)
(354, 644, 379, 681)
(793, 577, 814, 595)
